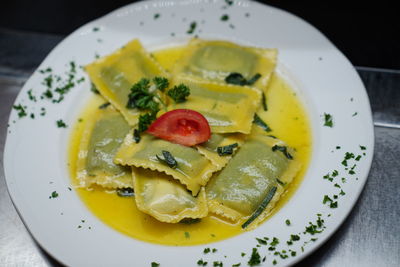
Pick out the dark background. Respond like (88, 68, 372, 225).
(0, 0, 399, 70)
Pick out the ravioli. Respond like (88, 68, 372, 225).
(76, 105, 132, 188)
(167, 76, 261, 134)
(206, 134, 300, 229)
(114, 133, 220, 195)
(173, 39, 277, 90)
(85, 39, 169, 125)
(196, 133, 247, 169)
(133, 168, 208, 223)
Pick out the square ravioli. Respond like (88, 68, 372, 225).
(206, 134, 300, 229)
(85, 39, 169, 125)
(76, 105, 133, 189)
(114, 133, 220, 196)
(133, 168, 208, 223)
(173, 38, 277, 90)
(167, 76, 261, 134)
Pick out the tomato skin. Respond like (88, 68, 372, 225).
(147, 109, 211, 146)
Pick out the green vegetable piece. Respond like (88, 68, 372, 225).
(253, 113, 272, 132)
(187, 21, 197, 34)
(116, 188, 135, 197)
(179, 218, 201, 224)
(167, 84, 190, 103)
(156, 150, 178, 169)
(221, 14, 229, 21)
(261, 92, 267, 111)
(98, 102, 111, 109)
(248, 248, 261, 266)
(56, 119, 68, 128)
(246, 73, 261, 85)
(225, 72, 247, 85)
(323, 113, 333, 127)
(242, 186, 277, 229)
(138, 112, 157, 132)
(133, 129, 141, 143)
(153, 76, 169, 92)
(217, 143, 239, 156)
(271, 145, 293, 160)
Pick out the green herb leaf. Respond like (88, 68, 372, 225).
(156, 150, 178, 169)
(116, 188, 135, 197)
(154, 13, 160, 19)
(285, 219, 291, 226)
(187, 21, 197, 34)
(133, 129, 141, 143)
(153, 77, 169, 92)
(50, 191, 59, 198)
(217, 143, 238, 156)
(242, 186, 277, 228)
(248, 248, 261, 266)
(167, 84, 190, 103)
(272, 145, 293, 160)
(138, 112, 157, 132)
(126, 78, 160, 113)
(56, 119, 68, 128)
(179, 218, 201, 224)
(323, 113, 333, 127)
(225, 72, 261, 86)
(98, 102, 110, 109)
(220, 14, 229, 21)
(13, 104, 27, 118)
(253, 113, 272, 132)
(197, 259, 208, 266)
(261, 92, 267, 111)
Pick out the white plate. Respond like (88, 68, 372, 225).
(3, 0, 374, 266)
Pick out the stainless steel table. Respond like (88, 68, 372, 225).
(1, 29, 399, 267)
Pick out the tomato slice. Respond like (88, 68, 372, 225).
(147, 109, 211, 146)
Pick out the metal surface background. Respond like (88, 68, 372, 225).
(0, 29, 399, 267)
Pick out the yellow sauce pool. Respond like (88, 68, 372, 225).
(68, 46, 312, 246)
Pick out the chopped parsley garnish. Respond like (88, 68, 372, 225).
(248, 248, 261, 266)
(360, 145, 366, 150)
(151, 262, 159, 267)
(116, 188, 135, 197)
(225, 0, 233, 5)
(133, 129, 141, 143)
(93, 27, 99, 32)
(138, 112, 157, 132)
(352, 112, 358, 116)
(232, 264, 241, 267)
(27, 89, 37, 102)
(261, 92, 267, 111)
(323, 113, 333, 127)
(253, 113, 272, 132)
(187, 21, 197, 34)
(217, 143, 238, 156)
(272, 145, 293, 160)
(156, 150, 178, 169)
(242, 186, 277, 228)
(167, 84, 190, 103)
(213, 261, 223, 267)
(256, 237, 268, 245)
(272, 259, 277, 265)
(197, 259, 207, 266)
(126, 78, 160, 112)
(154, 13, 160, 19)
(224, 72, 261, 86)
(50, 191, 59, 198)
(285, 219, 291, 226)
(56, 119, 68, 128)
(220, 14, 229, 21)
(13, 104, 27, 118)
(203, 248, 211, 254)
(98, 102, 110, 109)
(153, 77, 169, 92)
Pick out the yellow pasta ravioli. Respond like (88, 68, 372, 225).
(76, 105, 132, 189)
(167, 76, 261, 134)
(85, 39, 169, 125)
(173, 39, 277, 90)
(133, 168, 208, 223)
(206, 133, 300, 229)
(115, 133, 220, 195)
